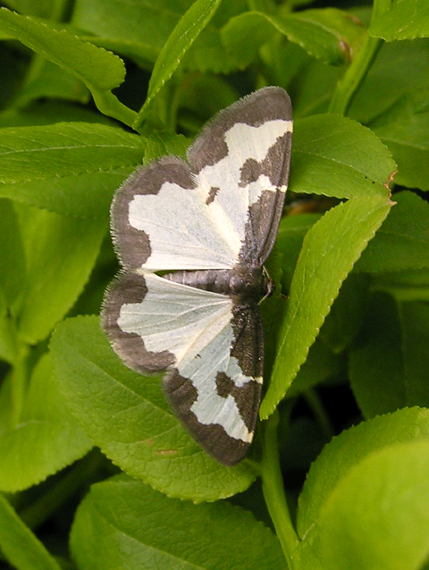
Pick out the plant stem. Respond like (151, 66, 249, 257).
(305, 388, 334, 442)
(92, 91, 138, 129)
(261, 410, 299, 569)
(328, 0, 392, 116)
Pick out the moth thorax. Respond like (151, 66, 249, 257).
(162, 267, 272, 304)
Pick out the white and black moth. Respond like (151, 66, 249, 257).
(102, 87, 293, 466)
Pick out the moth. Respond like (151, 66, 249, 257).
(102, 87, 293, 466)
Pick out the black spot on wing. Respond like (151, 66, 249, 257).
(215, 372, 261, 432)
(240, 131, 292, 189)
(101, 272, 175, 374)
(206, 186, 219, 205)
(164, 369, 251, 466)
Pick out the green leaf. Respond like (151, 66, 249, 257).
(370, 92, 429, 190)
(285, 337, 344, 398)
(0, 493, 61, 570)
(135, 0, 223, 127)
(0, 101, 119, 128)
(0, 123, 145, 185)
(319, 440, 429, 570)
(1, 1, 54, 18)
(318, 272, 370, 354)
(349, 292, 405, 418)
(0, 170, 131, 219)
(70, 476, 284, 570)
(222, 8, 365, 67)
(13, 60, 90, 108)
(0, 8, 125, 91)
(72, 0, 244, 74)
(349, 40, 429, 124)
(184, 24, 241, 73)
(0, 198, 25, 309)
(290, 114, 396, 199)
(356, 192, 429, 273)
(370, 0, 429, 41)
(72, 0, 185, 66)
(400, 301, 429, 407)
(296, 408, 429, 564)
(50, 316, 258, 502)
(15, 204, 106, 344)
(0, 354, 92, 492)
(260, 195, 392, 419)
(0, 8, 136, 125)
(371, 268, 429, 302)
(0, 123, 146, 217)
(276, 212, 321, 291)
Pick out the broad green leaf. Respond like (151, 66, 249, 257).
(0, 8, 135, 125)
(319, 440, 429, 570)
(0, 101, 118, 128)
(349, 292, 405, 419)
(0, 122, 146, 217)
(222, 8, 365, 67)
(72, 0, 244, 73)
(370, 0, 429, 41)
(318, 272, 370, 354)
(0, 8, 125, 91)
(356, 192, 429, 273)
(0, 198, 25, 309)
(0, 123, 145, 185)
(260, 196, 392, 419)
(370, 93, 429, 190)
(70, 476, 284, 570)
(0, 374, 12, 437)
(296, 408, 429, 559)
(15, 204, 107, 344)
(285, 337, 344, 398)
(50, 316, 258, 502)
(13, 60, 89, 108)
(276, 213, 321, 292)
(0, 354, 92, 492)
(400, 301, 429, 407)
(0, 170, 132, 219)
(0, 43, 28, 108)
(371, 269, 429, 302)
(184, 24, 241, 73)
(1, 1, 54, 18)
(0, 493, 61, 570)
(72, 0, 185, 66)
(349, 40, 429, 124)
(135, 0, 223, 126)
(283, 44, 340, 118)
(290, 114, 396, 199)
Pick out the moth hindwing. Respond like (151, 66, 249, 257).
(102, 86, 293, 466)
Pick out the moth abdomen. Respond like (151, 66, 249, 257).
(162, 267, 270, 304)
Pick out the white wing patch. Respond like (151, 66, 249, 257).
(127, 118, 292, 272)
(117, 273, 232, 363)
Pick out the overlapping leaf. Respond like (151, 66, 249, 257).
(50, 316, 258, 502)
(260, 195, 392, 418)
(70, 476, 284, 570)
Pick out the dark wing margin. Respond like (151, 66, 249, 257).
(163, 304, 264, 466)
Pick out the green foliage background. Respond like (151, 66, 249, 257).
(0, 0, 429, 569)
